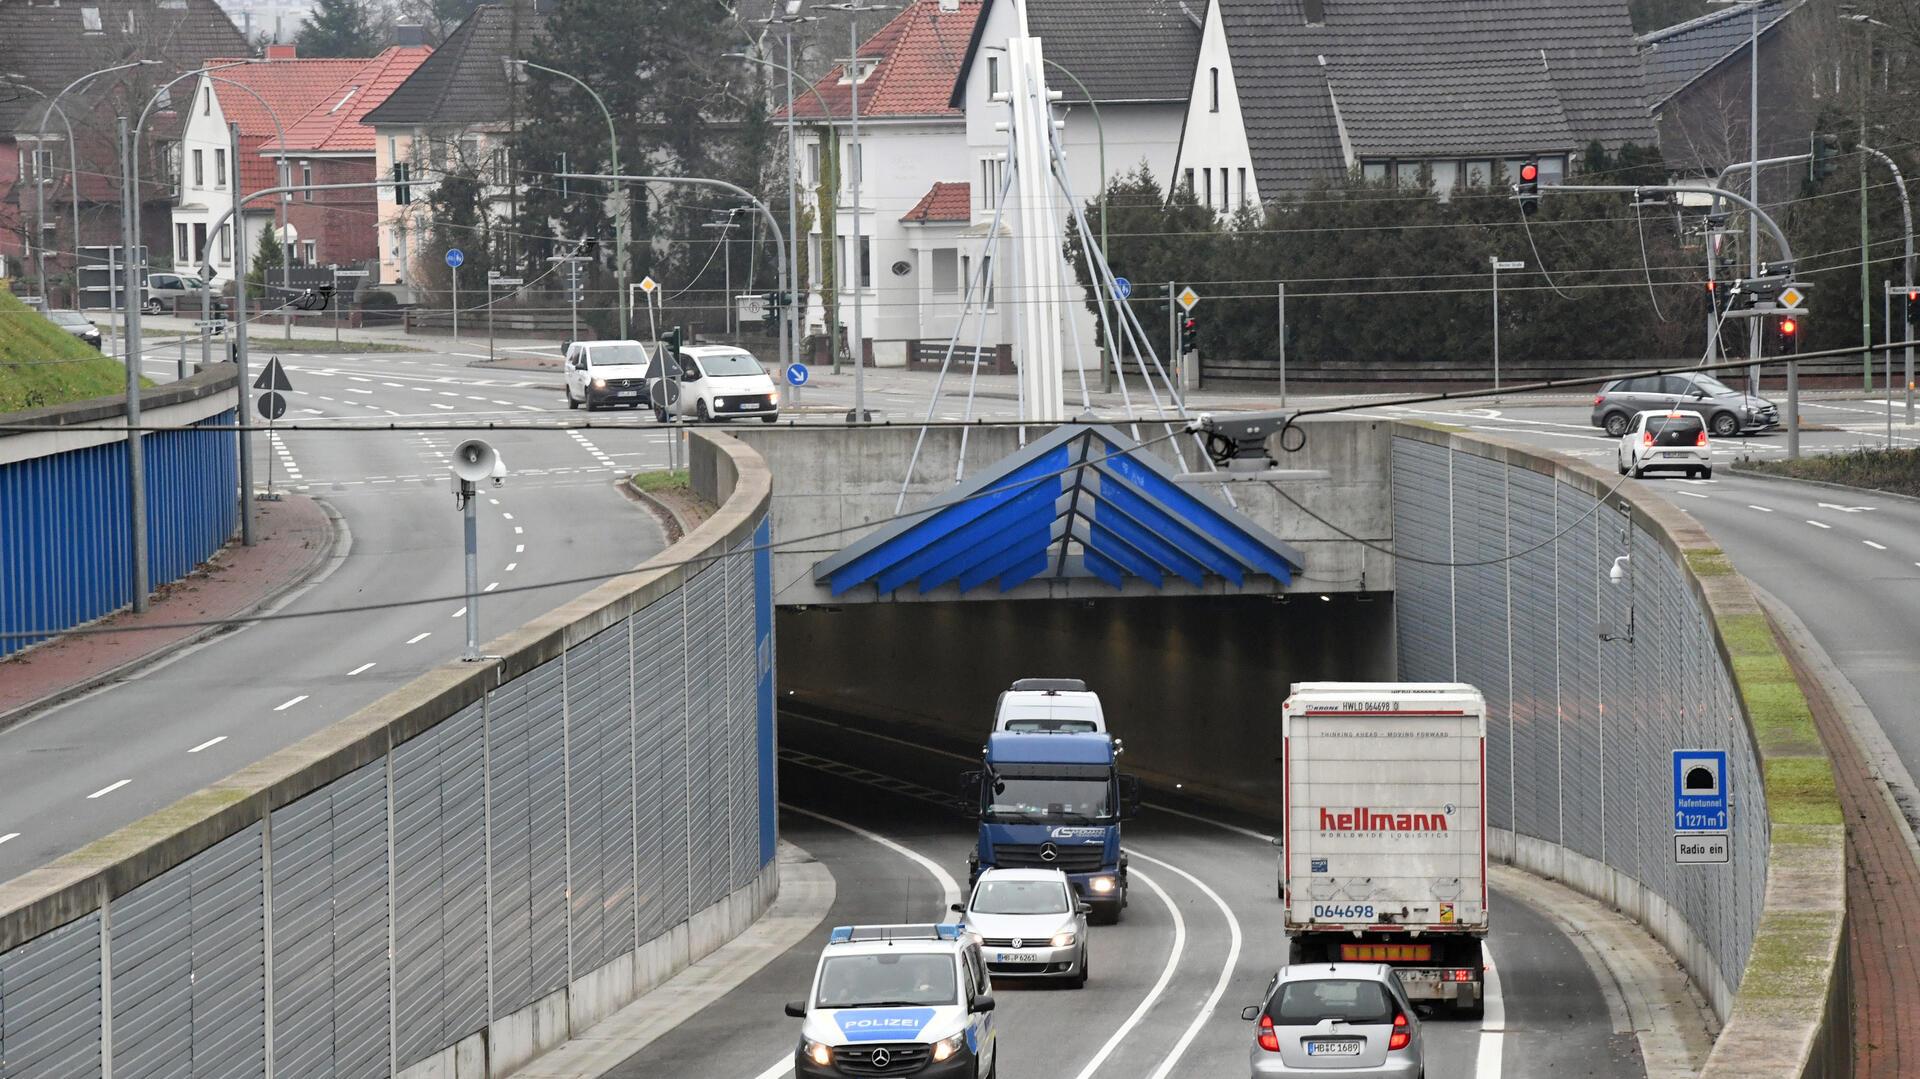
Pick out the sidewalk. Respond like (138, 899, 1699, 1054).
(0, 495, 340, 729)
(1764, 594, 1920, 1077)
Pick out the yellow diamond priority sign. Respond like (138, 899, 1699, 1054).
(1177, 286, 1200, 311)
(1778, 286, 1804, 310)
(639, 275, 659, 294)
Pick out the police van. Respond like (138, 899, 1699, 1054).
(782, 924, 999, 1078)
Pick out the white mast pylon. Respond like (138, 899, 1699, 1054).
(1005, 35, 1067, 423)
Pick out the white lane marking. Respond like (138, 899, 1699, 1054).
(1133, 851, 1244, 1079)
(783, 805, 960, 905)
(484, 582, 499, 593)
(382, 382, 402, 388)
(1068, 868, 1185, 1079)
(349, 376, 371, 382)
(520, 405, 544, 412)
(1806, 520, 1832, 529)
(513, 526, 524, 535)
(1747, 505, 1773, 513)
(1148, 803, 1275, 843)
(348, 662, 375, 675)
(1865, 540, 1888, 550)
(346, 387, 372, 394)
(505, 563, 517, 572)
(189, 736, 227, 753)
(407, 632, 431, 644)
(1671, 490, 1709, 500)
(274, 695, 308, 711)
(452, 607, 467, 617)
(0, 833, 17, 846)
(432, 403, 455, 410)
(501, 512, 514, 520)
(515, 544, 525, 554)
(88, 780, 131, 799)
(1477, 947, 1507, 1079)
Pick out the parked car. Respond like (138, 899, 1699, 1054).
(1617, 409, 1711, 479)
(562, 339, 652, 410)
(143, 271, 214, 315)
(1591, 373, 1775, 438)
(649, 344, 780, 423)
(951, 868, 1091, 987)
(1242, 964, 1424, 1077)
(45, 309, 102, 350)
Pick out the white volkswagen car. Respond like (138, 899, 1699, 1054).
(953, 868, 1091, 986)
(784, 923, 998, 1079)
(1617, 409, 1711, 479)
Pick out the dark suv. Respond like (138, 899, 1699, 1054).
(1591, 373, 1777, 438)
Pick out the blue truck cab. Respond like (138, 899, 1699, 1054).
(963, 731, 1139, 923)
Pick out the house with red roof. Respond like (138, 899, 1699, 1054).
(783, 0, 983, 366)
(168, 39, 431, 289)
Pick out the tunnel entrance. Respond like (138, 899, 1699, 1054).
(776, 592, 1394, 814)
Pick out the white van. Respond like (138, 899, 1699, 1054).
(652, 344, 780, 423)
(993, 678, 1106, 733)
(563, 340, 652, 411)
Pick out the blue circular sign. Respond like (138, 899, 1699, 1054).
(785, 363, 810, 386)
(444, 248, 465, 268)
(1112, 276, 1132, 300)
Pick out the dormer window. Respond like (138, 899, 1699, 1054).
(1302, 0, 1323, 25)
(838, 58, 878, 85)
(80, 7, 102, 32)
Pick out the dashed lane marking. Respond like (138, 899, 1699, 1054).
(274, 695, 308, 711)
(1748, 505, 1773, 512)
(1865, 540, 1887, 550)
(407, 632, 431, 644)
(348, 662, 375, 675)
(1807, 520, 1832, 529)
(87, 780, 131, 799)
(0, 833, 17, 845)
(189, 736, 227, 753)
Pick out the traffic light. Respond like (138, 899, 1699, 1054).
(661, 326, 682, 354)
(1810, 134, 1843, 184)
(762, 292, 780, 333)
(1515, 160, 1540, 216)
(1180, 316, 1198, 354)
(1705, 280, 1724, 317)
(1774, 315, 1799, 355)
(1906, 287, 1918, 327)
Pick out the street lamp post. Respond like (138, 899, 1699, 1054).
(26, 60, 159, 307)
(3, 79, 79, 305)
(1708, 0, 1762, 389)
(514, 59, 627, 339)
(825, 1, 893, 422)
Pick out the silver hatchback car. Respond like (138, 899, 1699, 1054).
(1243, 964, 1424, 1078)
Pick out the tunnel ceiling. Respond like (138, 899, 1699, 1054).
(814, 424, 1306, 598)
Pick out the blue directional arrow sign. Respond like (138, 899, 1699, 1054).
(445, 247, 465, 268)
(1112, 276, 1132, 300)
(786, 363, 810, 386)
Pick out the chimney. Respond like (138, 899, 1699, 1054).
(394, 23, 426, 46)
(1302, 0, 1323, 24)
(265, 43, 296, 60)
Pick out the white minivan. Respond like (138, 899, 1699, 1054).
(651, 344, 780, 423)
(563, 340, 652, 411)
(993, 678, 1106, 733)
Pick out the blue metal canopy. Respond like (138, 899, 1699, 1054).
(814, 425, 1306, 597)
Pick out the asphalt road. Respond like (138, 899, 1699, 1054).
(1355, 398, 1920, 797)
(0, 337, 670, 879)
(613, 710, 1644, 1079)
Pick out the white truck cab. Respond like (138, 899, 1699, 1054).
(783, 924, 998, 1079)
(563, 340, 652, 411)
(993, 678, 1106, 733)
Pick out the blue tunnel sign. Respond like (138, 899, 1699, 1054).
(1672, 749, 1729, 832)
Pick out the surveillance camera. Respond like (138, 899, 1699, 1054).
(490, 453, 507, 487)
(1609, 555, 1630, 584)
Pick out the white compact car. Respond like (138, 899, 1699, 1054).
(993, 677, 1106, 733)
(651, 344, 780, 423)
(953, 868, 1091, 986)
(1617, 409, 1711, 479)
(784, 924, 998, 1079)
(563, 339, 652, 411)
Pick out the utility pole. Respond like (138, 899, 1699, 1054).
(230, 122, 255, 546)
(1277, 283, 1287, 407)
(118, 117, 149, 611)
(827, 1, 884, 420)
(1859, 19, 1872, 393)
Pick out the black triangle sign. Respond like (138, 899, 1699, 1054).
(253, 357, 293, 392)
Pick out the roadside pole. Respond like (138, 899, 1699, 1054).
(1886, 282, 1894, 449)
(230, 123, 255, 546)
(1490, 259, 1524, 402)
(1166, 280, 1176, 395)
(118, 116, 149, 612)
(331, 266, 367, 347)
(1277, 283, 1287, 407)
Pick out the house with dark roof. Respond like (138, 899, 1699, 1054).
(361, 0, 548, 299)
(0, 0, 247, 296)
(1177, 0, 1657, 207)
(1636, 0, 1815, 204)
(784, 0, 983, 365)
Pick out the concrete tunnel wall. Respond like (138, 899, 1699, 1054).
(779, 593, 1396, 811)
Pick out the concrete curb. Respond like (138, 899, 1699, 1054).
(514, 840, 835, 1078)
(1725, 464, 1920, 509)
(0, 496, 347, 734)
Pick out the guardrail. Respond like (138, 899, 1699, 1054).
(0, 366, 239, 657)
(1391, 423, 1847, 1077)
(0, 429, 776, 1078)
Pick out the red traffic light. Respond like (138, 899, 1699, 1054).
(1519, 162, 1539, 183)
(1779, 317, 1798, 336)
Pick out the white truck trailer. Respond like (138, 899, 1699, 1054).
(1281, 682, 1489, 1015)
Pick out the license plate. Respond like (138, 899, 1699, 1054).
(1661, 451, 1689, 458)
(740, 401, 761, 409)
(1306, 1040, 1362, 1057)
(1398, 969, 1440, 984)
(618, 390, 637, 397)
(994, 951, 1038, 964)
